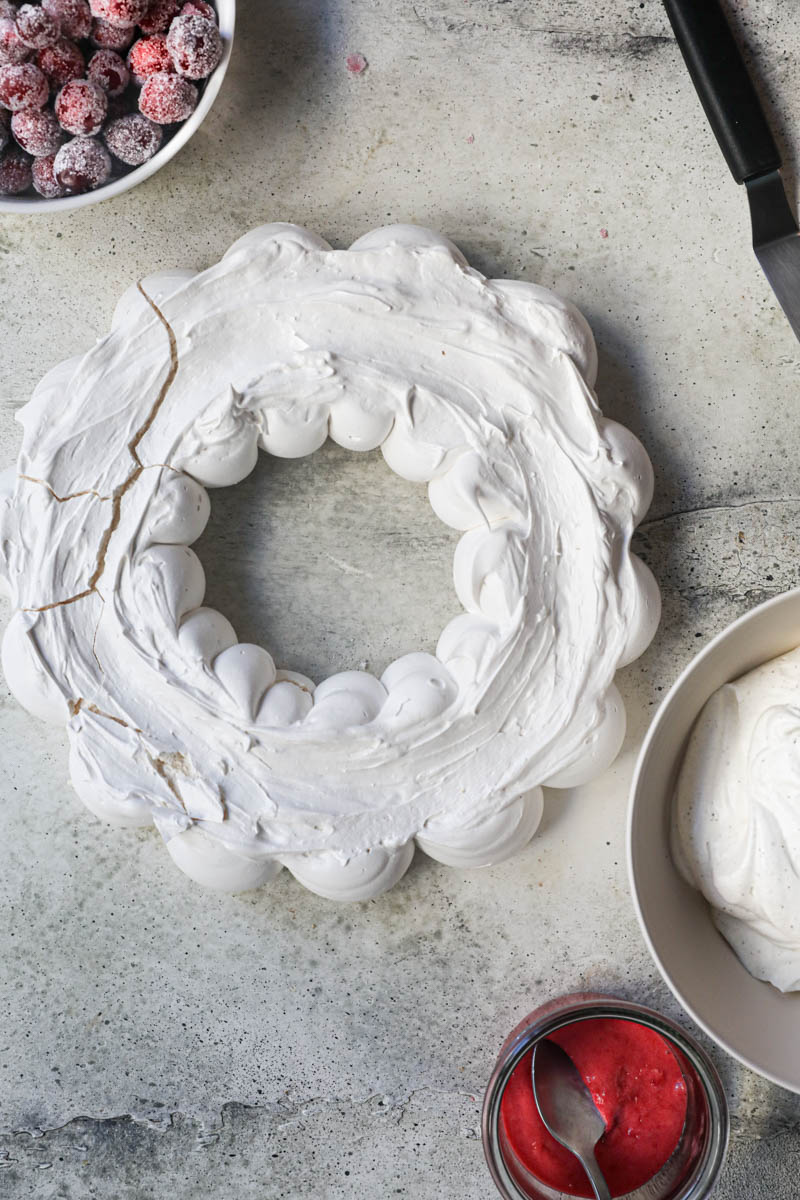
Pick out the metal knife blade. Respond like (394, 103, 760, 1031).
(746, 171, 800, 343)
(663, 0, 800, 343)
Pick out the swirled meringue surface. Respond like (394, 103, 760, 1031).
(0, 224, 659, 899)
(674, 645, 800, 991)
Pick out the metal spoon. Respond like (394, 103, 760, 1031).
(532, 1039, 611, 1200)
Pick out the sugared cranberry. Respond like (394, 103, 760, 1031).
(0, 16, 30, 64)
(11, 105, 63, 153)
(31, 150, 66, 195)
(89, 0, 149, 25)
(138, 0, 178, 33)
(42, 0, 91, 39)
(37, 36, 83, 87)
(104, 109, 160, 163)
(0, 145, 31, 192)
(89, 14, 131, 48)
(55, 77, 107, 134)
(166, 12, 220, 79)
(53, 134, 110, 190)
(0, 2, 18, 19)
(0, 62, 47, 108)
(87, 47, 128, 94)
(0, 107, 9, 151)
(16, 5, 60, 49)
(139, 69, 195, 122)
(127, 34, 169, 83)
(181, 1, 214, 18)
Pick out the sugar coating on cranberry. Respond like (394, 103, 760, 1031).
(138, 0, 179, 34)
(89, 14, 131, 48)
(0, 16, 31, 64)
(31, 150, 66, 195)
(0, 61, 48, 108)
(42, 0, 91, 39)
(37, 36, 83, 86)
(166, 13, 220, 79)
(55, 76, 107, 134)
(181, 1, 214, 18)
(0, 0, 220, 201)
(11, 105, 63, 154)
(0, 145, 32, 192)
(54, 133, 110, 190)
(16, 5, 60, 49)
(89, 0, 149, 26)
(127, 34, 170, 83)
(87, 47, 128, 94)
(139, 69, 195, 122)
(104, 109, 161, 163)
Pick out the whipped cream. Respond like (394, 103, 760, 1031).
(0, 223, 659, 900)
(675, 646, 800, 990)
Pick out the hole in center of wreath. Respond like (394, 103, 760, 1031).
(193, 440, 461, 683)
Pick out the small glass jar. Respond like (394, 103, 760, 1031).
(482, 993, 728, 1200)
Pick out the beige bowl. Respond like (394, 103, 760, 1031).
(628, 586, 800, 1093)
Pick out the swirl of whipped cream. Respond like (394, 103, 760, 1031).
(0, 224, 659, 900)
(674, 646, 800, 991)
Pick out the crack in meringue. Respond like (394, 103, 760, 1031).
(68, 697, 134, 729)
(18, 475, 110, 503)
(21, 283, 179, 614)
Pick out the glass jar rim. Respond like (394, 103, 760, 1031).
(481, 995, 729, 1200)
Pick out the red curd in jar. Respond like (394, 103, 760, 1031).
(499, 1017, 688, 1198)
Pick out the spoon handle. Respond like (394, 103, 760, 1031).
(578, 1151, 612, 1200)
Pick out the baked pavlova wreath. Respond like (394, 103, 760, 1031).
(0, 224, 659, 899)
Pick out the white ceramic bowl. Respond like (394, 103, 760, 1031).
(628, 587, 800, 1092)
(0, 0, 234, 213)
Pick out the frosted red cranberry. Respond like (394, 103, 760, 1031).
(166, 12, 220, 79)
(31, 150, 66, 195)
(89, 0, 148, 25)
(0, 16, 30, 64)
(87, 47, 128, 94)
(42, 0, 91, 39)
(0, 2, 18, 19)
(139, 69, 195, 122)
(181, 1, 214, 18)
(0, 145, 31, 192)
(139, 0, 178, 33)
(0, 62, 47, 108)
(127, 33, 169, 83)
(11, 105, 63, 153)
(16, 5, 60, 49)
(89, 15, 133, 50)
(89, 15, 131, 49)
(53, 134, 110, 189)
(37, 36, 83, 86)
(55, 77, 107, 134)
(104, 109, 160, 163)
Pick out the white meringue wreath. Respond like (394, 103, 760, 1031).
(0, 224, 659, 900)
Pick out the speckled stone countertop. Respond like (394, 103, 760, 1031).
(3, 1, 800, 1195)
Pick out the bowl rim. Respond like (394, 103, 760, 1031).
(627, 584, 800, 1093)
(0, 0, 235, 214)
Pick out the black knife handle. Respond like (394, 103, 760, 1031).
(663, 0, 781, 183)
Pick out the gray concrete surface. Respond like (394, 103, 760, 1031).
(3, 0, 800, 1195)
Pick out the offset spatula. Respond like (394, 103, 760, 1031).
(663, 0, 800, 341)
